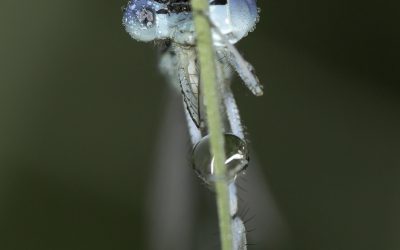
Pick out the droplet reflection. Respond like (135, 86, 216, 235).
(192, 134, 249, 185)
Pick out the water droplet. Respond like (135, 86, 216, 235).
(192, 134, 249, 185)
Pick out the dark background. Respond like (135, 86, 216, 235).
(0, 0, 399, 249)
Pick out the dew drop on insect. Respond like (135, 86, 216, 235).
(192, 134, 249, 185)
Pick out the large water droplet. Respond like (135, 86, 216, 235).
(192, 134, 249, 185)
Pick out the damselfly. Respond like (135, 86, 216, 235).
(123, 0, 262, 183)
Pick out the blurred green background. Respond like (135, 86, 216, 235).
(0, 0, 399, 249)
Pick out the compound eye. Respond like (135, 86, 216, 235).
(123, 0, 161, 42)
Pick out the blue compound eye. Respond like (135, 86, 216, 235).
(209, 0, 258, 44)
(227, 0, 258, 39)
(123, 0, 163, 42)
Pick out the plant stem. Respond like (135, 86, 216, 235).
(191, 1, 233, 249)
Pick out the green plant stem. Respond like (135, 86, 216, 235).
(191, 1, 233, 249)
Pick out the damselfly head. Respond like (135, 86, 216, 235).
(123, 0, 259, 45)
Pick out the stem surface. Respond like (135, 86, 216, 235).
(191, 1, 233, 249)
